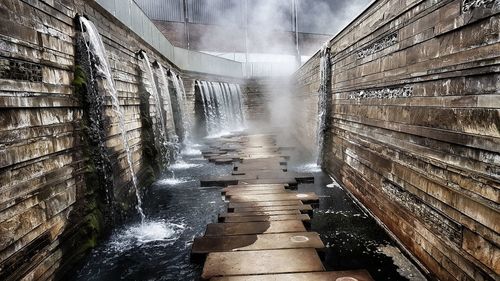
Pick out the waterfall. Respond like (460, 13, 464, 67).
(316, 43, 332, 166)
(79, 17, 145, 222)
(139, 51, 170, 166)
(196, 80, 246, 137)
(157, 66, 180, 149)
(171, 71, 192, 142)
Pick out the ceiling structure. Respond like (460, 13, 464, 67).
(135, 0, 370, 57)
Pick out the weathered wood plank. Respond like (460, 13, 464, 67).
(201, 249, 325, 279)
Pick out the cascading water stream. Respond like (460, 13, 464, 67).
(196, 80, 246, 137)
(157, 66, 181, 160)
(79, 17, 145, 222)
(171, 71, 192, 142)
(139, 51, 171, 166)
(316, 43, 332, 166)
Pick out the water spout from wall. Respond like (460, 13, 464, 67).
(79, 17, 145, 222)
(138, 51, 171, 167)
(157, 65, 181, 159)
(316, 43, 332, 166)
(171, 70, 192, 143)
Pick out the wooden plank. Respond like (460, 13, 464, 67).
(229, 193, 319, 203)
(201, 249, 325, 279)
(192, 232, 324, 255)
(238, 179, 298, 185)
(224, 189, 291, 196)
(228, 200, 303, 208)
(204, 221, 307, 236)
(219, 210, 301, 217)
(223, 184, 287, 193)
(222, 214, 311, 223)
(210, 269, 375, 281)
(232, 205, 313, 213)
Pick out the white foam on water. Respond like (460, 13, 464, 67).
(108, 220, 185, 252)
(169, 161, 202, 170)
(295, 162, 322, 173)
(157, 177, 191, 185)
(181, 147, 202, 156)
(205, 130, 232, 139)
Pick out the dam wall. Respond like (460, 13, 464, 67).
(0, 0, 243, 280)
(293, 0, 500, 280)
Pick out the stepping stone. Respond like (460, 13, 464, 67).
(231, 204, 313, 213)
(239, 179, 297, 186)
(239, 157, 287, 165)
(201, 248, 325, 279)
(238, 171, 314, 183)
(223, 184, 286, 193)
(214, 159, 235, 164)
(232, 169, 285, 176)
(224, 189, 291, 197)
(219, 210, 301, 218)
(234, 163, 285, 171)
(229, 192, 319, 204)
(210, 270, 375, 281)
(200, 175, 257, 186)
(192, 232, 324, 256)
(222, 214, 310, 223)
(228, 200, 303, 208)
(204, 221, 307, 236)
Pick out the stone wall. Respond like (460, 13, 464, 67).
(291, 56, 321, 157)
(0, 1, 239, 280)
(293, 0, 500, 280)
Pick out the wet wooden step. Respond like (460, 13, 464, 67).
(200, 175, 255, 186)
(236, 171, 314, 183)
(232, 169, 286, 176)
(210, 269, 375, 281)
(231, 204, 313, 213)
(222, 214, 310, 223)
(238, 179, 297, 186)
(204, 221, 307, 236)
(192, 232, 324, 255)
(219, 209, 301, 218)
(234, 164, 286, 172)
(229, 192, 319, 204)
(228, 200, 303, 209)
(239, 157, 287, 165)
(201, 248, 325, 279)
(222, 184, 287, 193)
(224, 189, 292, 197)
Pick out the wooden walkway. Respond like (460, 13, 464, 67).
(193, 134, 374, 281)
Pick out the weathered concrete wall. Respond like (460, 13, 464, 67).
(0, 1, 240, 280)
(293, 0, 500, 280)
(291, 57, 321, 157)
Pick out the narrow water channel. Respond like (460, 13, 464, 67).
(72, 138, 425, 281)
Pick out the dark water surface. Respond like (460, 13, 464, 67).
(73, 144, 425, 281)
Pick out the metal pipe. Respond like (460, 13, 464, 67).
(182, 0, 190, 49)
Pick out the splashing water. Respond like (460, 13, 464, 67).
(181, 147, 201, 156)
(169, 160, 202, 170)
(157, 177, 191, 185)
(79, 17, 145, 222)
(108, 220, 186, 252)
(294, 162, 322, 173)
